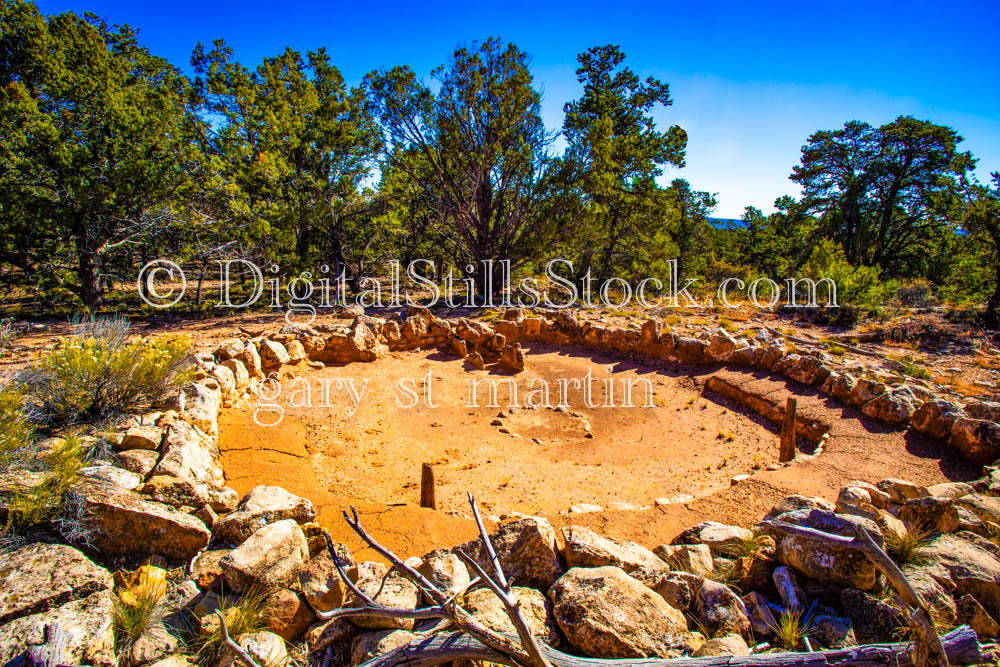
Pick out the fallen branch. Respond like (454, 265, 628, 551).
(320, 498, 543, 666)
(364, 626, 983, 666)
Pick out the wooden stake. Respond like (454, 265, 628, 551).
(421, 463, 437, 509)
(779, 397, 797, 462)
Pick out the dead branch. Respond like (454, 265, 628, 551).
(363, 626, 983, 667)
(458, 491, 552, 667)
(760, 520, 949, 666)
(320, 503, 536, 665)
(215, 610, 263, 667)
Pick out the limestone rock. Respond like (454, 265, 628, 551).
(548, 566, 691, 659)
(220, 519, 310, 593)
(217, 631, 288, 667)
(416, 553, 470, 600)
(0, 543, 112, 626)
(653, 543, 714, 577)
(263, 588, 314, 642)
(214, 485, 316, 544)
(452, 516, 564, 590)
(841, 588, 906, 644)
(463, 586, 559, 645)
(180, 382, 221, 436)
(79, 463, 142, 491)
(345, 562, 420, 630)
(861, 385, 919, 425)
(115, 449, 160, 477)
(350, 629, 416, 665)
(950, 417, 1000, 464)
(0, 591, 115, 667)
(877, 478, 928, 503)
(672, 521, 753, 555)
(767, 509, 882, 590)
(693, 634, 750, 657)
(299, 542, 355, 613)
(151, 420, 222, 488)
(627, 567, 694, 610)
(912, 399, 966, 440)
(763, 495, 836, 521)
(956, 594, 1000, 638)
(693, 578, 751, 637)
(260, 339, 291, 368)
(898, 496, 960, 533)
(563, 525, 665, 574)
(119, 425, 164, 451)
(76, 481, 210, 560)
(919, 532, 1000, 619)
(192, 549, 230, 590)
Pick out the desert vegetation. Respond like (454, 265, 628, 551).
(2, 2, 1000, 667)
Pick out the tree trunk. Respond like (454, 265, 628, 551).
(75, 241, 103, 308)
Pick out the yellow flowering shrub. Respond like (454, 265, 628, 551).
(29, 332, 193, 424)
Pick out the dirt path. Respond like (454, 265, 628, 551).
(217, 345, 980, 561)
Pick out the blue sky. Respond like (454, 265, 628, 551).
(36, 0, 1000, 218)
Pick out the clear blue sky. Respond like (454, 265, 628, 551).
(36, 0, 1000, 218)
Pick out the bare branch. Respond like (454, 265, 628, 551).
(215, 610, 263, 667)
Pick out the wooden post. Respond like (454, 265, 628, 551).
(779, 397, 797, 462)
(420, 463, 437, 510)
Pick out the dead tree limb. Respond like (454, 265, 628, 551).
(760, 520, 949, 666)
(319, 502, 539, 666)
(457, 491, 552, 667)
(364, 626, 983, 667)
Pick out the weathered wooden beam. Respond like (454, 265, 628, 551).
(779, 397, 797, 462)
(421, 463, 436, 510)
(363, 626, 983, 667)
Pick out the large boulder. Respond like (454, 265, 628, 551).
(0, 543, 111, 626)
(452, 516, 563, 590)
(950, 418, 1000, 463)
(562, 525, 665, 574)
(693, 578, 751, 637)
(653, 544, 714, 577)
(898, 496, 960, 533)
(0, 591, 116, 667)
(918, 533, 1000, 619)
(861, 386, 919, 425)
(912, 399, 967, 440)
(344, 562, 420, 630)
(548, 566, 691, 659)
(220, 519, 310, 593)
(75, 481, 211, 560)
(151, 420, 223, 488)
(767, 509, 882, 590)
(299, 541, 355, 613)
(463, 586, 559, 645)
(214, 485, 316, 544)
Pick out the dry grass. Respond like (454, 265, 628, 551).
(722, 533, 771, 561)
(112, 566, 170, 659)
(884, 522, 935, 566)
(769, 608, 814, 650)
(189, 585, 270, 665)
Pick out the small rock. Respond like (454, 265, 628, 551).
(692, 633, 750, 657)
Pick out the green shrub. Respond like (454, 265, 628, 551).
(4, 435, 85, 531)
(0, 382, 33, 472)
(800, 239, 894, 311)
(25, 318, 193, 425)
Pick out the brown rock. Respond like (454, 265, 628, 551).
(264, 589, 314, 642)
(548, 566, 691, 658)
(563, 525, 665, 573)
(220, 519, 310, 593)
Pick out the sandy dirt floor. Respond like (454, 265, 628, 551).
(217, 342, 981, 561)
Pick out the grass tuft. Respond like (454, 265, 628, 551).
(113, 565, 171, 659)
(189, 585, 270, 665)
(884, 522, 935, 566)
(769, 608, 814, 650)
(723, 533, 772, 561)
